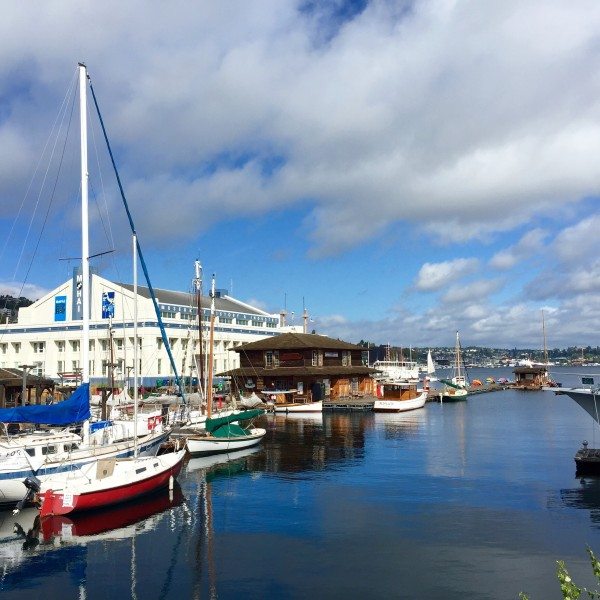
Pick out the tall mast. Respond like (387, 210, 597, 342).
(455, 331, 462, 379)
(206, 274, 216, 419)
(194, 259, 205, 401)
(79, 63, 90, 383)
(542, 309, 548, 365)
(133, 233, 139, 457)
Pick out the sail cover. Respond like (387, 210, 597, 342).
(0, 383, 91, 425)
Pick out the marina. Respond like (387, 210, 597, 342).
(1, 367, 600, 598)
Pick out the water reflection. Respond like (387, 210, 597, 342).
(372, 409, 427, 440)
(251, 412, 367, 475)
(0, 485, 185, 593)
(560, 478, 600, 527)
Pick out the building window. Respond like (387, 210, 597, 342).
(266, 322, 276, 328)
(157, 358, 162, 373)
(251, 320, 262, 327)
(161, 311, 176, 319)
(32, 342, 45, 354)
(0, 344, 6, 355)
(89, 360, 95, 375)
(265, 351, 280, 368)
(72, 360, 80, 371)
(57, 360, 65, 373)
(219, 317, 232, 324)
(100, 339, 108, 352)
(33, 361, 44, 376)
(342, 351, 351, 366)
(312, 351, 323, 367)
(12, 342, 20, 354)
(237, 319, 248, 325)
(115, 338, 123, 351)
(56, 341, 65, 353)
(70, 340, 80, 352)
(89, 340, 95, 352)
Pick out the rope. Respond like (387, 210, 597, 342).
(87, 75, 186, 404)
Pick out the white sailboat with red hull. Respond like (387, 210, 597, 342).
(14, 63, 187, 518)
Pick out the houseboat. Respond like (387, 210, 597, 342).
(224, 333, 378, 412)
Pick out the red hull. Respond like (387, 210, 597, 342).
(40, 456, 184, 517)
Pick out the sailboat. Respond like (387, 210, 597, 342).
(185, 275, 266, 456)
(0, 64, 171, 507)
(11, 64, 187, 517)
(439, 332, 468, 402)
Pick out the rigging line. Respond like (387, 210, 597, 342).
(0, 69, 78, 267)
(88, 75, 186, 404)
(12, 82, 77, 302)
(11, 71, 77, 285)
(88, 97, 117, 252)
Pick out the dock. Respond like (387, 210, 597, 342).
(323, 396, 375, 411)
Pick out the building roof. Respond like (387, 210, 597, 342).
(117, 284, 269, 317)
(234, 332, 363, 352)
(0, 368, 55, 387)
(223, 366, 377, 377)
(513, 366, 549, 374)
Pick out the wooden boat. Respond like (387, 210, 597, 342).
(373, 380, 428, 412)
(439, 331, 469, 402)
(182, 275, 266, 456)
(272, 397, 323, 413)
(185, 409, 266, 455)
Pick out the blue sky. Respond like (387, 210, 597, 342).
(0, 1, 599, 349)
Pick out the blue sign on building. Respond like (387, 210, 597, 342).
(54, 296, 67, 322)
(102, 291, 115, 319)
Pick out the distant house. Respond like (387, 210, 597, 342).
(223, 332, 378, 402)
(512, 366, 551, 390)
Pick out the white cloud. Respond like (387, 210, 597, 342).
(489, 229, 548, 270)
(442, 278, 504, 304)
(0, 1, 599, 256)
(553, 215, 600, 264)
(414, 258, 479, 292)
(0, 281, 50, 301)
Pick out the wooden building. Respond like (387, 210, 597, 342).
(223, 332, 378, 402)
(0, 368, 56, 408)
(512, 366, 551, 390)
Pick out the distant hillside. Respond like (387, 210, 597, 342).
(0, 295, 33, 324)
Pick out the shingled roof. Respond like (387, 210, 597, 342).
(234, 332, 363, 352)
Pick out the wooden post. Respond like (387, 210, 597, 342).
(0, 384, 5, 408)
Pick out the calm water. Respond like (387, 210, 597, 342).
(2, 367, 600, 599)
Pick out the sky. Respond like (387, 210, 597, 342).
(0, 0, 599, 349)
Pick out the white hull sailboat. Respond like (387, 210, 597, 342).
(439, 331, 469, 402)
(11, 64, 187, 516)
(182, 275, 266, 456)
(0, 64, 171, 507)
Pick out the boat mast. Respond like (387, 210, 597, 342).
(542, 309, 548, 365)
(455, 331, 462, 380)
(194, 260, 205, 403)
(133, 233, 139, 457)
(79, 63, 90, 384)
(206, 274, 216, 419)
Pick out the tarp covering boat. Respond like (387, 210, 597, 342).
(0, 383, 91, 425)
(205, 409, 264, 434)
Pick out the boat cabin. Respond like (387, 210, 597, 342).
(512, 366, 551, 390)
(223, 333, 378, 404)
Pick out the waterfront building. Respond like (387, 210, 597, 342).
(225, 332, 378, 402)
(0, 271, 280, 387)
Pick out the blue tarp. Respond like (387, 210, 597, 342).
(0, 383, 91, 425)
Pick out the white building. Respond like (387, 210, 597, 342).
(0, 270, 280, 387)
